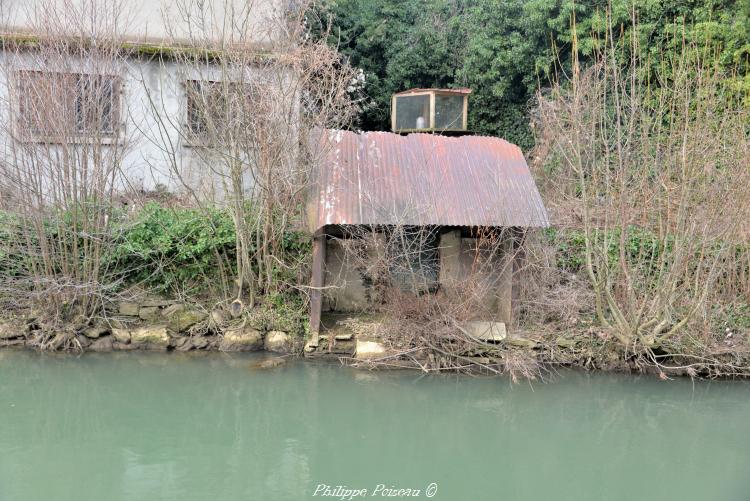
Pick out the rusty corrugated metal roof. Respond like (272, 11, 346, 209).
(309, 130, 549, 232)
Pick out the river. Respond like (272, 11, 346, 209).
(0, 350, 748, 500)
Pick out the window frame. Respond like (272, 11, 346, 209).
(182, 78, 268, 148)
(13, 69, 124, 144)
(391, 90, 469, 133)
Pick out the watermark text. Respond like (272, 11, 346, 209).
(312, 483, 438, 499)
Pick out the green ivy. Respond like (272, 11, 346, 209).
(106, 203, 238, 295)
(548, 226, 674, 276)
(104, 203, 312, 298)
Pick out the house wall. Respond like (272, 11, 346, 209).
(0, 52, 202, 196)
(1, 0, 279, 46)
(0, 50, 289, 201)
(0, 0, 294, 204)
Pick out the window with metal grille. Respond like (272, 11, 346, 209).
(16, 70, 120, 140)
(185, 80, 267, 142)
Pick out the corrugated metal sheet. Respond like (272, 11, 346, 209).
(309, 130, 549, 232)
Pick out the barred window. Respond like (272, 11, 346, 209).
(185, 79, 267, 142)
(16, 71, 120, 139)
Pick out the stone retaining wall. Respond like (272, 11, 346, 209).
(0, 298, 302, 355)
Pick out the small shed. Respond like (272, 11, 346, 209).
(307, 129, 549, 338)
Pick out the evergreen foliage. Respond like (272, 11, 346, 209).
(316, 0, 750, 149)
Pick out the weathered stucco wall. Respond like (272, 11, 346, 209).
(1, 0, 279, 45)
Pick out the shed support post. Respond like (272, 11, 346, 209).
(510, 229, 526, 326)
(498, 232, 514, 326)
(309, 233, 327, 344)
(438, 229, 462, 290)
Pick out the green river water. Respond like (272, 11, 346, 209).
(0, 350, 749, 501)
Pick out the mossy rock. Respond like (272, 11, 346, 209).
(118, 302, 140, 317)
(75, 334, 92, 349)
(89, 337, 113, 352)
(112, 328, 132, 343)
(131, 326, 170, 349)
(253, 357, 287, 370)
(192, 336, 210, 349)
(0, 321, 25, 340)
(264, 331, 292, 354)
(83, 326, 109, 339)
(141, 297, 174, 308)
(138, 306, 161, 321)
(220, 327, 263, 352)
(162, 304, 207, 333)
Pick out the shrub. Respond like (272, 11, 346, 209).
(106, 203, 238, 296)
(105, 203, 312, 300)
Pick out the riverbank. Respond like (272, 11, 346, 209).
(2, 199, 748, 380)
(0, 297, 304, 355)
(3, 303, 749, 380)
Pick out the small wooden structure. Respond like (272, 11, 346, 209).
(391, 88, 471, 133)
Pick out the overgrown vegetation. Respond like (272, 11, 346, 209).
(306, 1, 750, 377)
(315, 0, 750, 149)
(525, 10, 750, 375)
(106, 204, 237, 296)
(0, 201, 312, 308)
(105, 203, 310, 299)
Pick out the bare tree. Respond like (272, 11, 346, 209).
(532, 12, 750, 356)
(0, 0, 134, 345)
(138, 0, 358, 310)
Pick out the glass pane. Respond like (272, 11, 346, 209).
(395, 94, 430, 130)
(434, 94, 464, 129)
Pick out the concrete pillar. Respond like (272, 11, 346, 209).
(438, 229, 462, 287)
(511, 230, 526, 326)
(497, 233, 513, 325)
(309, 233, 326, 342)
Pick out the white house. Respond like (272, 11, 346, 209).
(0, 0, 288, 200)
